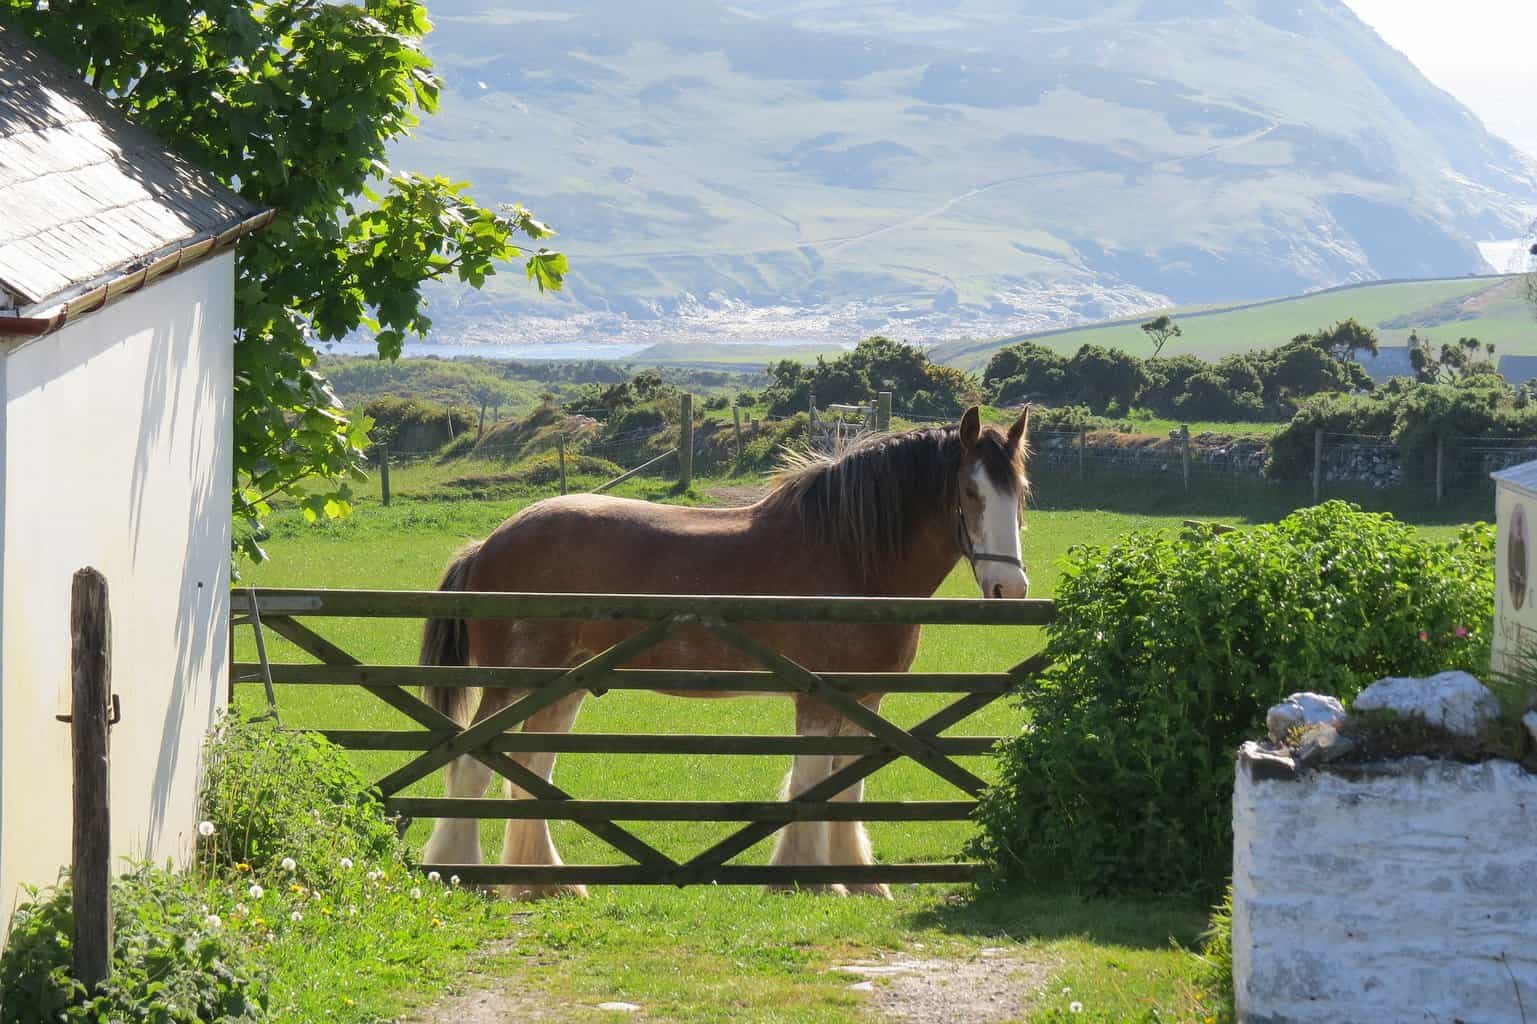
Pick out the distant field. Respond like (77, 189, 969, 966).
(937, 274, 1534, 370)
(628, 340, 848, 370)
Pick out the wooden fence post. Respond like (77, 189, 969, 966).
(1077, 426, 1087, 481)
(1313, 428, 1324, 505)
(378, 446, 391, 508)
(558, 435, 568, 496)
(1435, 434, 1445, 506)
(70, 567, 113, 995)
(1180, 425, 1191, 494)
(732, 406, 743, 462)
(679, 393, 694, 489)
(877, 391, 893, 432)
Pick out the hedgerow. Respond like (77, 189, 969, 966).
(2, 715, 503, 1023)
(970, 503, 1494, 898)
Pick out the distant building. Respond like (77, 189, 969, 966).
(1498, 356, 1537, 387)
(1352, 346, 1415, 384)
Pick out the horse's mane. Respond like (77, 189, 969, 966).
(761, 425, 1025, 586)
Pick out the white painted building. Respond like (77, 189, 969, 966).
(0, 26, 270, 937)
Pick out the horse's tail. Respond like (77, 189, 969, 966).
(420, 540, 484, 727)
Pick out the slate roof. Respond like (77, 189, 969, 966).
(1499, 355, 1537, 387)
(1352, 345, 1415, 384)
(0, 23, 264, 314)
(1491, 460, 1537, 494)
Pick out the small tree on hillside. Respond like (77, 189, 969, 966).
(1140, 315, 1182, 358)
(468, 379, 520, 441)
(1408, 333, 1498, 384)
(1525, 242, 1537, 319)
(1311, 318, 1380, 362)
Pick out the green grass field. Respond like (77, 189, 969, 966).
(939, 275, 1534, 370)
(234, 469, 1485, 1022)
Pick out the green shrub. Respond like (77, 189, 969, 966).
(1, 868, 268, 1023)
(971, 503, 1494, 898)
(197, 714, 403, 890)
(1269, 377, 1537, 482)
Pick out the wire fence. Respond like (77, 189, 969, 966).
(355, 392, 1537, 516)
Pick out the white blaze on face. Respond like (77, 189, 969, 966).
(967, 463, 1028, 599)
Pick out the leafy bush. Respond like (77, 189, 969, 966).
(971, 503, 1494, 898)
(983, 325, 1373, 421)
(198, 714, 403, 890)
(1, 868, 267, 1023)
(762, 336, 980, 417)
(1268, 376, 1537, 481)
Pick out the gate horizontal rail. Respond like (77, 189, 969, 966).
(387, 798, 977, 822)
(232, 663, 1020, 694)
(231, 587, 1052, 889)
(231, 589, 1057, 625)
(312, 730, 1000, 756)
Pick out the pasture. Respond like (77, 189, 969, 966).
(939, 274, 1530, 369)
(233, 469, 1476, 1022)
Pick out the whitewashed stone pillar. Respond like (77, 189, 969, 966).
(1232, 745, 1537, 1024)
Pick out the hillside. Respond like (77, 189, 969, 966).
(392, 0, 1537, 347)
(934, 274, 1537, 370)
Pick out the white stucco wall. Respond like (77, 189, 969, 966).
(1232, 747, 1537, 1024)
(0, 255, 233, 938)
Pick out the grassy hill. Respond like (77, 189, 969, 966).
(935, 275, 1536, 370)
(389, 0, 1537, 346)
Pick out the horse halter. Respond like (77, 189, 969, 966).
(955, 501, 1024, 572)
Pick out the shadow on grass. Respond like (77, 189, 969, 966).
(903, 885, 1212, 952)
(1030, 469, 1492, 528)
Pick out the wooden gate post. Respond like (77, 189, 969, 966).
(1077, 426, 1087, 481)
(876, 391, 893, 432)
(1313, 428, 1324, 505)
(1435, 434, 1445, 506)
(679, 393, 694, 489)
(731, 406, 743, 463)
(558, 435, 568, 496)
(1180, 425, 1191, 493)
(378, 446, 391, 508)
(69, 567, 113, 995)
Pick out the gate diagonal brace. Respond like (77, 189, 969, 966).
(700, 618, 990, 797)
(682, 688, 1006, 876)
(373, 614, 684, 797)
(261, 614, 676, 870)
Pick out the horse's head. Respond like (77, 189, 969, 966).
(955, 406, 1030, 599)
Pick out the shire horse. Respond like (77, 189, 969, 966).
(418, 406, 1031, 898)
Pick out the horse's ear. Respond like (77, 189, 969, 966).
(1007, 406, 1029, 449)
(959, 406, 981, 451)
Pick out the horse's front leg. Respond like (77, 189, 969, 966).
(499, 689, 588, 901)
(827, 693, 889, 899)
(768, 695, 845, 895)
(421, 688, 514, 868)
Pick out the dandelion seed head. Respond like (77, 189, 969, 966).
(197, 821, 216, 837)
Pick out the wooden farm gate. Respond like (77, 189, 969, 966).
(229, 589, 1054, 888)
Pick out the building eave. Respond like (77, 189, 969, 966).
(0, 208, 275, 344)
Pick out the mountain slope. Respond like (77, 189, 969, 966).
(392, 0, 1537, 344)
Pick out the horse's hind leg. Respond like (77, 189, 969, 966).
(768, 695, 845, 895)
(499, 689, 587, 901)
(827, 693, 890, 899)
(421, 690, 506, 868)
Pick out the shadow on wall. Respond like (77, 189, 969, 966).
(4, 267, 231, 863)
(132, 285, 229, 854)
